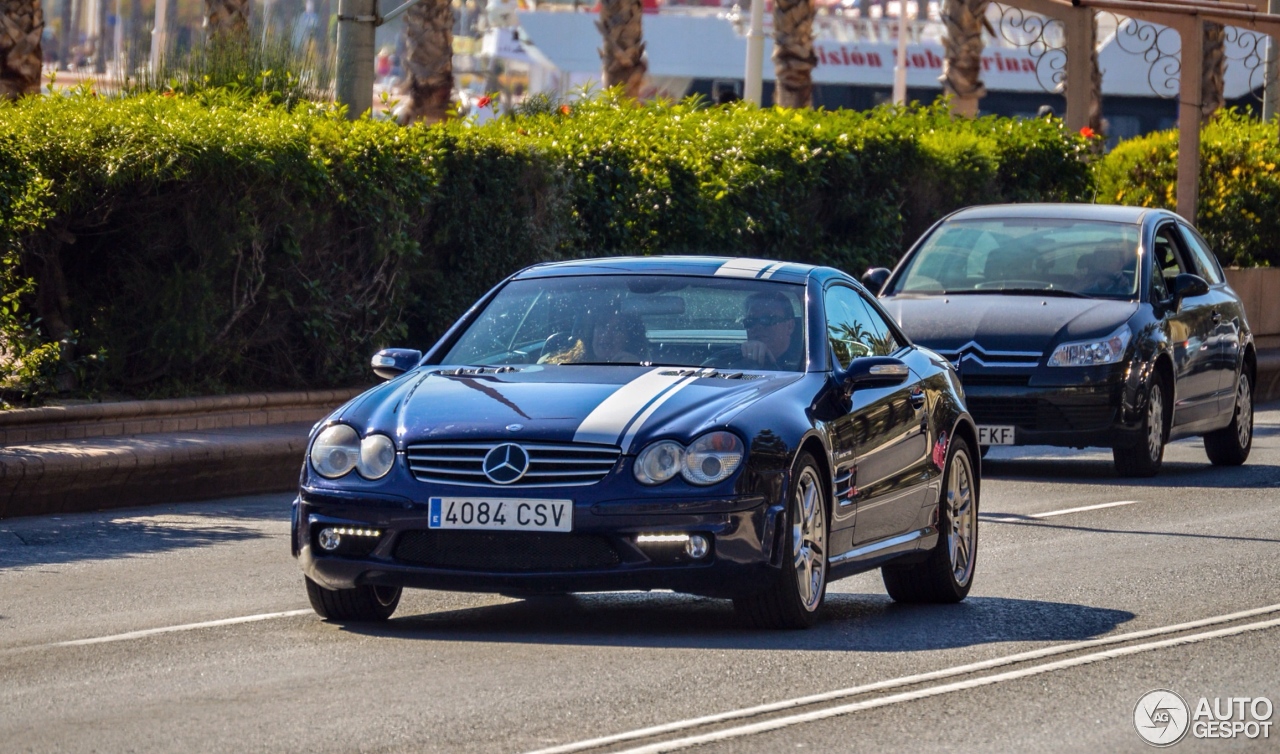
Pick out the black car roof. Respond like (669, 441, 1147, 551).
(946, 203, 1163, 225)
(515, 256, 823, 284)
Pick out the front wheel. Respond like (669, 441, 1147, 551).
(305, 576, 401, 622)
(882, 437, 978, 603)
(1204, 370, 1253, 466)
(734, 452, 828, 629)
(1114, 376, 1168, 478)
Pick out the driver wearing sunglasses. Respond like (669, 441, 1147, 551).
(740, 291, 800, 368)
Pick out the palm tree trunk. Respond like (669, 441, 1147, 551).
(772, 0, 816, 108)
(597, 0, 646, 98)
(0, 0, 44, 98)
(1202, 22, 1225, 123)
(397, 0, 453, 125)
(205, 0, 250, 40)
(940, 0, 991, 117)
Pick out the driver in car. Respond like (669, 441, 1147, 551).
(1078, 246, 1136, 296)
(741, 291, 801, 368)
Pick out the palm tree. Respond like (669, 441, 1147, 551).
(397, 0, 454, 124)
(0, 0, 43, 98)
(597, 0, 646, 98)
(1202, 22, 1225, 123)
(205, 0, 251, 39)
(940, 0, 991, 117)
(772, 0, 816, 107)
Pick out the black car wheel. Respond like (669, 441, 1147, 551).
(1114, 375, 1168, 478)
(882, 437, 978, 603)
(1204, 371, 1253, 466)
(734, 452, 828, 629)
(305, 576, 401, 622)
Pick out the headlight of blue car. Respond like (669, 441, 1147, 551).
(311, 424, 396, 480)
(634, 431, 744, 486)
(1047, 325, 1132, 367)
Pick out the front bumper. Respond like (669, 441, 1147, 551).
(961, 366, 1143, 448)
(293, 488, 783, 599)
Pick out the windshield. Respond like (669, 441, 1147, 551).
(888, 218, 1142, 299)
(442, 275, 807, 371)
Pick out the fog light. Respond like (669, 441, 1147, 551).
(685, 534, 710, 559)
(318, 528, 341, 551)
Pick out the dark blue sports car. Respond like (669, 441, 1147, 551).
(294, 256, 980, 628)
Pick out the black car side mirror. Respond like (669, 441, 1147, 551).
(1171, 273, 1209, 309)
(836, 356, 910, 396)
(372, 348, 423, 380)
(862, 268, 892, 295)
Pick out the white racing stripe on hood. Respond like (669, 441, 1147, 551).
(574, 369, 698, 448)
(619, 374, 700, 453)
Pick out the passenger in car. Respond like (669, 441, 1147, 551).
(741, 291, 802, 369)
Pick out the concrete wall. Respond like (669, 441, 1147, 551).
(1225, 268, 1280, 349)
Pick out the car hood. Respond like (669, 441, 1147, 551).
(880, 295, 1139, 355)
(336, 365, 804, 452)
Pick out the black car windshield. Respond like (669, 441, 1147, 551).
(442, 274, 807, 371)
(888, 218, 1142, 300)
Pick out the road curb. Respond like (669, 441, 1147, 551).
(0, 389, 365, 519)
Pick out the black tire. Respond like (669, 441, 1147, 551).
(1114, 374, 1169, 478)
(734, 452, 829, 629)
(305, 576, 401, 622)
(1204, 370, 1253, 466)
(882, 437, 978, 603)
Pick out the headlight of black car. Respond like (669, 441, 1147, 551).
(634, 431, 744, 486)
(310, 424, 396, 480)
(1047, 325, 1132, 367)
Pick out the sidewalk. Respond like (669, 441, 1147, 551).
(2, 350, 1278, 520)
(0, 389, 362, 519)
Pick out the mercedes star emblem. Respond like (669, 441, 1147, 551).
(482, 443, 530, 485)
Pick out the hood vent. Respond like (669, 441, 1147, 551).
(432, 366, 522, 376)
(659, 368, 761, 381)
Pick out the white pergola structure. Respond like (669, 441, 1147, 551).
(955, 0, 1280, 221)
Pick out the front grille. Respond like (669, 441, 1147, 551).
(960, 374, 1031, 388)
(406, 442, 621, 487)
(966, 396, 1115, 431)
(393, 530, 621, 571)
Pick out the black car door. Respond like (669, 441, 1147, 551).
(1178, 223, 1244, 415)
(1150, 222, 1224, 426)
(823, 284, 931, 547)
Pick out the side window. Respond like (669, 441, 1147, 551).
(1152, 224, 1191, 287)
(1178, 225, 1224, 284)
(824, 286, 899, 368)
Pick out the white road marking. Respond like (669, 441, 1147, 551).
(984, 500, 1142, 521)
(46, 610, 313, 648)
(607, 615, 1280, 754)
(524, 602, 1280, 754)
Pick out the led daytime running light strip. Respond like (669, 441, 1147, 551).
(330, 527, 382, 537)
(635, 534, 691, 543)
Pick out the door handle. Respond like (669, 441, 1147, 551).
(909, 388, 926, 410)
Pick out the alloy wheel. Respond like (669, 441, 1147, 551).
(1235, 376, 1253, 450)
(792, 468, 826, 612)
(1147, 384, 1165, 462)
(947, 451, 977, 587)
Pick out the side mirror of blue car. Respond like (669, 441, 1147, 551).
(837, 356, 910, 397)
(371, 348, 423, 380)
(1171, 273, 1209, 309)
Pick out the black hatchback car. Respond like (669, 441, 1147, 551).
(864, 204, 1255, 477)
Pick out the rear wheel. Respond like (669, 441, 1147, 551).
(1114, 376, 1167, 478)
(1204, 370, 1253, 466)
(305, 576, 401, 622)
(882, 437, 978, 603)
(734, 453, 828, 629)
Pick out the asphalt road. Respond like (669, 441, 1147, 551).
(3, 407, 1279, 753)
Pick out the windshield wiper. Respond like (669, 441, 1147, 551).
(946, 288, 1092, 299)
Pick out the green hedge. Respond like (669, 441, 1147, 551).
(1095, 110, 1280, 268)
(0, 92, 1092, 402)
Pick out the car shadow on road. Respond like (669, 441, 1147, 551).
(339, 592, 1135, 653)
(981, 457, 1280, 489)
